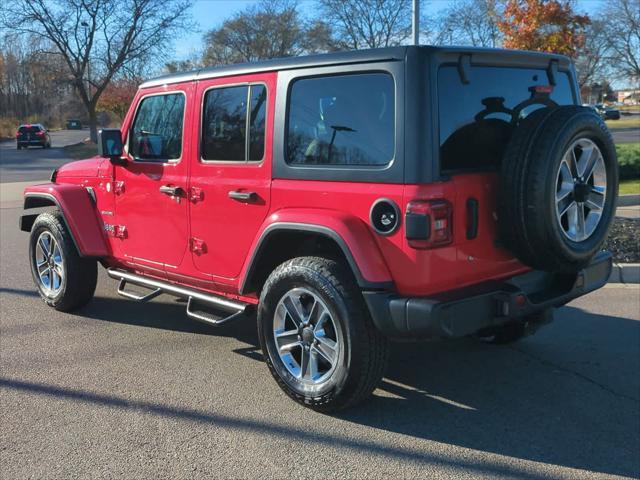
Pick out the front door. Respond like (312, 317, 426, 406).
(114, 86, 192, 274)
(189, 73, 275, 283)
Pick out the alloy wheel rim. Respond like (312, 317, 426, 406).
(272, 287, 341, 385)
(555, 138, 607, 242)
(35, 231, 64, 295)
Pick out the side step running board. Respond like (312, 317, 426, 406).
(107, 269, 251, 326)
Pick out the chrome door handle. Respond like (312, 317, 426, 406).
(159, 185, 184, 196)
(228, 190, 257, 202)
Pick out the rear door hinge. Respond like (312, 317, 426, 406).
(189, 237, 206, 255)
(189, 187, 203, 203)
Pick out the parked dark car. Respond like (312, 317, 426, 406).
(66, 119, 83, 130)
(592, 104, 621, 120)
(603, 107, 621, 120)
(16, 124, 51, 149)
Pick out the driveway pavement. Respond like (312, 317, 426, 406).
(0, 130, 88, 183)
(611, 127, 640, 144)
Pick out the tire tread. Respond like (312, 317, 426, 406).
(258, 256, 388, 412)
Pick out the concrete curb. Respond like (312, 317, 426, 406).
(618, 194, 640, 207)
(609, 263, 640, 284)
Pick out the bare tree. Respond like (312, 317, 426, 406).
(574, 20, 611, 89)
(603, 0, 640, 83)
(318, 0, 414, 49)
(0, 36, 76, 124)
(203, 0, 334, 67)
(1, 0, 192, 142)
(434, 0, 501, 47)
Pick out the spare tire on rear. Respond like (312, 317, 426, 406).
(498, 106, 618, 272)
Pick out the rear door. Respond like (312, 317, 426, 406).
(188, 73, 275, 282)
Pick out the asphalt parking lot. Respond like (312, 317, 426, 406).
(0, 130, 88, 183)
(1, 133, 639, 479)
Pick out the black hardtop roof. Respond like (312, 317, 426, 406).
(141, 45, 572, 88)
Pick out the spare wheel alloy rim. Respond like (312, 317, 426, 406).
(272, 287, 342, 385)
(555, 138, 607, 242)
(34, 231, 64, 295)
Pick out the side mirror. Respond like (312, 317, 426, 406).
(97, 128, 126, 165)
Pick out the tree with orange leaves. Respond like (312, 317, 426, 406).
(96, 80, 138, 121)
(498, 0, 590, 58)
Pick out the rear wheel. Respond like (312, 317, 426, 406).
(29, 212, 97, 311)
(257, 257, 388, 412)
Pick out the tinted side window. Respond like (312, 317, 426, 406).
(438, 66, 574, 171)
(129, 93, 184, 161)
(286, 73, 394, 167)
(202, 86, 247, 161)
(249, 85, 267, 161)
(201, 84, 267, 162)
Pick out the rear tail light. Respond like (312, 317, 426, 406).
(405, 199, 453, 249)
(36, 131, 45, 137)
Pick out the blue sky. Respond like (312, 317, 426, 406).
(173, 0, 609, 60)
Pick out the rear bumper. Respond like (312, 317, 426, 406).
(364, 251, 612, 338)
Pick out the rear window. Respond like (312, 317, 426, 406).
(438, 66, 574, 172)
(19, 126, 41, 133)
(286, 72, 395, 167)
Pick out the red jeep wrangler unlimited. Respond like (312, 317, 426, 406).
(21, 47, 617, 411)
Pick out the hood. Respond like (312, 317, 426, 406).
(56, 156, 105, 178)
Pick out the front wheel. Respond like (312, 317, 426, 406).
(29, 212, 98, 311)
(257, 257, 388, 412)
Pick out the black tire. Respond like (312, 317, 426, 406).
(499, 106, 618, 271)
(257, 256, 388, 412)
(29, 212, 98, 311)
(17, 144, 21, 150)
(499, 107, 558, 268)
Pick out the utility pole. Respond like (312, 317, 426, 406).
(412, 0, 420, 45)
